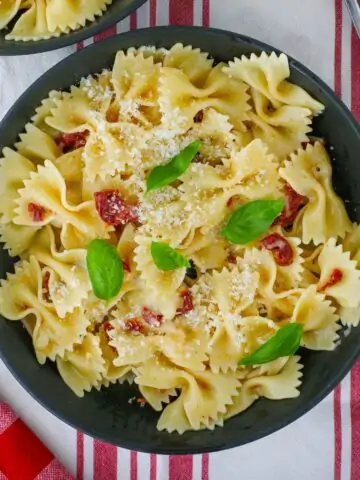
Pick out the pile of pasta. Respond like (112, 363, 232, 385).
(0, 0, 113, 41)
(1, 44, 360, 434)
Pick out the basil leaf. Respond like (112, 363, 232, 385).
(86, 239, 124, 300)
(146, 140, 201, 193)
(151, 241, 190, 271)
(239, 323, 303, 366)
(221, 199, 285, 244)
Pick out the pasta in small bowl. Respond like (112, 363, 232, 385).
(0, 27, 359, 453)
(0, 0, 146, 55)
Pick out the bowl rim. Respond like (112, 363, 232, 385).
(1, 25, 360, 453)
(0, 0, 146, 56)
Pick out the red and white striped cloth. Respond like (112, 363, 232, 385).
(0, 0, 359, 479)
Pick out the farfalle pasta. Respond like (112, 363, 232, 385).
(1, 0, 113, 42)
(0, 45, 358, 434)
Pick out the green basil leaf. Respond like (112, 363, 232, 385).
(146, 140, 201, 193)
(221, 199, 285, 244)
(151, 241, 190, 271)
(239, 323, 303, 366)
(86, 239, 124, 300)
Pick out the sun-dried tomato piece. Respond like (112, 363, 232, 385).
(176, 290, 194, 315)
(261, 233, 294, 266)
(124, 318, 145, 334)
(193, 110, 204, 123)
(122, 260, 131, 273)
(94, 189, 138, 226)
(318, 268, 343, 292)
(142, 306, 163, 327)
(42, 271, 51, 303)
(55, 130, 89, 153)
(28, 203, 48, 222)
(273, 184, 307, 227)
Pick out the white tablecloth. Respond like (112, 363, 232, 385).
(1, 1, 359, 479)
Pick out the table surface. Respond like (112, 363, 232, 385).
(0, 1, 360, 479)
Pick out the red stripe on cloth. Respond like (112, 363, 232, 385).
(169, 0, 194, 26)
(76, 432, 84, 480)
(169, 455, 193, 480)
(351, 28, 360, 122)
(130, 11, 138, 31)
(334, 386, 342, 480)
(202, 0, 210, 27)
(130, 451, 137, 480)
(77, 41, 84, 51)
(0, 418, 54, 480)
(351, 362, 360, 480)
(150, 0, 157, 27)
(334, 0, 342, 96)
(0, 403, 17, 434)
(201, 454, 209, 480)
(93, 26, 117, 43)
(150, 454, 157, 480)
(93, 441, 117, 480)
(36, 458, 73, 480)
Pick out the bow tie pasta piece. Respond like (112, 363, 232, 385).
(0, 148, 36, 224)
(111, 51, 161, 125)
(291, 286, 340, 350)
(156, 321, 209, 371)
(0, 0, 22, 29)
(15, 124, 61, 164)
(133, 234, 186, 319)
(138, 386, 177, 412)
(338, 305, 360, 328)
(228, 139, 281, 198)
(5, 0, 62, 41)
(136, 357, 240, 433)
(28, 227, 90, 318)
(0, 257, 89, 364)
(13, 160, 111, 241)
(243, 248, 277, 300)
(31, 91, 63, 138)
(46, 0, 112, 33)
(247, 112, 307, 160)
(56, 333, 106, 397)
(225, 52, 324, 114)
(53, 148, 84, 183)
(279, 142, 352, 244)
(82, 123, 147, 180)
(46, 86, 110, 134)
(159, 63, 250, 131)
(225, 356, 303, 420)
(0, 223, 39, 257)
(162, 43, 214, 87)
(317, 238, 360, 308)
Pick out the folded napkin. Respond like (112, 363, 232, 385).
(0, 1, 359, 479)
(0, 402, 72, 480)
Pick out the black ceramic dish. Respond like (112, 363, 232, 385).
(0, 27, 360, 454)
(0, 0, 146, 56)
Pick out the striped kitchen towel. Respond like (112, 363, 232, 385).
(0, 0, 359, 479)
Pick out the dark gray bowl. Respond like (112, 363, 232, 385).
(0, 27, 359, 454)
(0, 0, 146, 56)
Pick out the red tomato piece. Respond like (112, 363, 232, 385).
(273, 184, 307, 227)
(261, 233, 294, 266)
(28, 203, 47, 222)
(94, 189, 138, 226)
(142, 306, 163, 327)
(122, 260, 131, 273)
(318, 268, 343, 292)
(124, 318, 145, 334)
(176, 290, 194, 315)
(55, 130, 89, 153)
